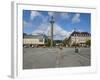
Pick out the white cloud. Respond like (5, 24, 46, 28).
(77, 29, 83, 32)
(23, 21, 32, 27)
(30, 11, 42, 20)
(23, 21, 27, 27)
(72, 13, 80, 23)
(72, 28, 84, 32)
(48, 12, 70, 20)
(30, 11, 49, 24)
(32, 22, 71, 40)
(32, 23, 50, 35)
(60, 13, 70, 20)
(48, 12, 55, 16)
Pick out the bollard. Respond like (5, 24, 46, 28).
(75, 48, 79, 53)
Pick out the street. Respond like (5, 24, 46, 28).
(23, 47, 90, 69)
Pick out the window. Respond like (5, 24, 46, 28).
(39, 39, 43, 42)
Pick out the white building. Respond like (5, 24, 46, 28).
(23, 35, 47, 47)
(68, 31, 91, 47)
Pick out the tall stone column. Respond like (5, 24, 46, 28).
(50, 16, 55, 47)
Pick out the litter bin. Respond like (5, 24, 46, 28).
(75, 48, 79, 53)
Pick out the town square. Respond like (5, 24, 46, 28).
(23, 10, 91, 69)
(23, 47, 90, 69)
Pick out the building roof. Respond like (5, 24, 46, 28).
(70, 31, 91, 36)
(23, 34, 48, 39)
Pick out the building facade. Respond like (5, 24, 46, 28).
(23, 35, 47, 47)
(68, 31, 91, 47)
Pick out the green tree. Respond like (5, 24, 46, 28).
(23, 33, 27, 36)
(45, 39, 51, 47)
(62, 38, 70, 47)
(86, 40, 91, 46)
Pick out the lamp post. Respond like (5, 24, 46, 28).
(74, 28, 76, 48)
(74, 28, 79, 53)
(50, 16, 55, 48)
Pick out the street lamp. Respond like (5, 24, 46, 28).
(50, 16, 55, 48)
(74, 28, 79, 53)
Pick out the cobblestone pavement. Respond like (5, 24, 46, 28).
(23, 47, 90, 69)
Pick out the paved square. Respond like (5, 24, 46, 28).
(23, 47, 90, 69)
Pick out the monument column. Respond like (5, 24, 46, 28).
(50, 16, 55, 47)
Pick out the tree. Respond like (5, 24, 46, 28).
(23, 33, 27, 36)
(45, 39, 51, 47)
(85, 40, 91, 46)
(62, 38, 70, 47)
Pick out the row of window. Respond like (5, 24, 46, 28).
(73, 34, 90, 37)
(23, 39, 43, 43)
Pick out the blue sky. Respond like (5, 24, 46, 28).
(23, 10, 91, 40)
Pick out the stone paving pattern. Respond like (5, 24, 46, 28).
(23, 48, 90, 69)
